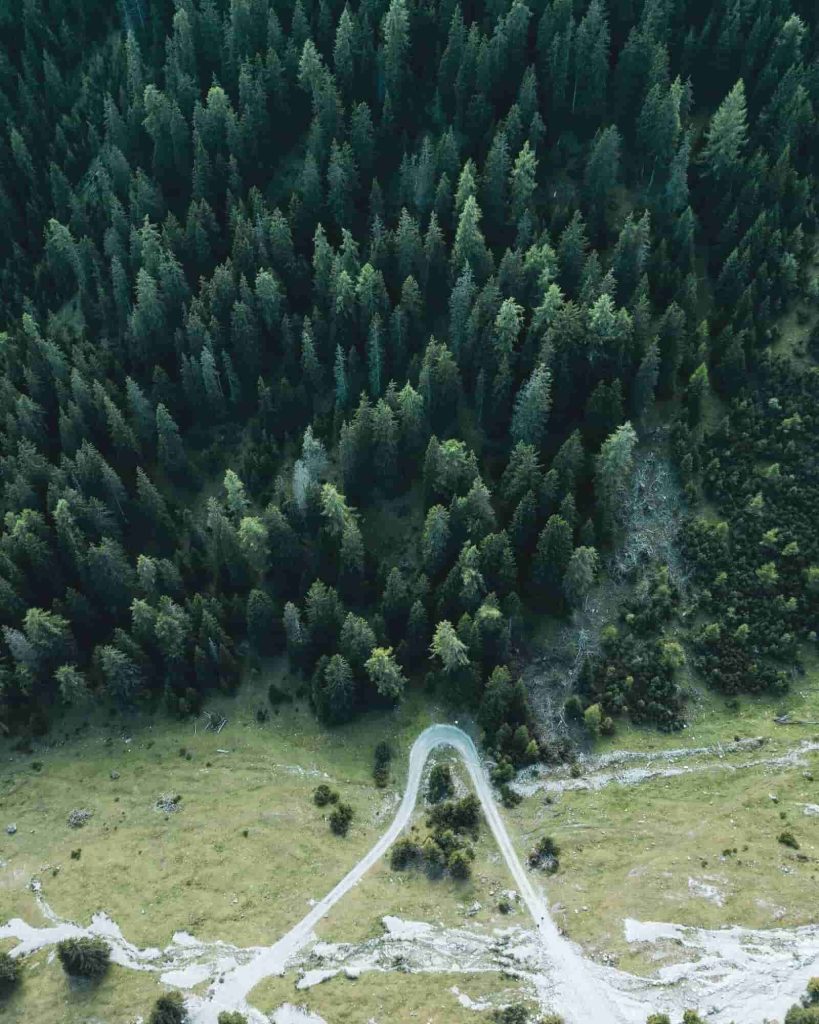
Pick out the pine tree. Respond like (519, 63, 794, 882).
(313, 654, 355, 724)
(365, 646, 406, 700)
(701, 80, 747, 183)
(381, 0, 410, 115)
(596, 422, 637, 536)
(156, 404, 187, 478)
(584, 127, 621, 234)
(511, 365, 552, 448)
(430, 620, 469, 672)
(558, 211, 589, 296)
(367, 314, 384, 398)
(510, 141, 538, 226)
(532, 514, 572, 597)
(563, 546, 599, 607)
(451, 196, 493, 283)
(573, 0, 609, 117)
(632, 338, 660, 418)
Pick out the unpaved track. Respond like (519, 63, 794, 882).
(195, 724, 623, 1024)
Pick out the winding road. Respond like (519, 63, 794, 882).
(196, 724, 623, 1024)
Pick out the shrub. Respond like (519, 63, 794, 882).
(491, 758, 515, 785)
(448, 848, 471, 879)
(268, 682, 292, 706)
(329, 802, 354, 836)
(218, 1013, 249, 1024)
(583, 703, 602, 737)
(564, 694, 583, 721)
(390, 836, 422, 870)
(0, 951, 20, 990)
(56, 937, 110, 978)
(778, 829, 800, 849)
(529, 835, 560, 872)
(149, 991, 188, 1024)
(427, 763, 454, 803)
(373, 741, 392, 787)
(493, 1005, 530, 1024)
(313, 784, 338, 807)
(500, 783, 522, 808)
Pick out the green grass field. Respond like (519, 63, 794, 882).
(249, 968, 535, 1023)
(0, 665, 451, 952)
(508, 668, 819, 973)
(1, 954, 165, 1024)
(3, 655, 819, 1019)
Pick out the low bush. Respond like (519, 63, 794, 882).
(0, 951, 20, 991)
(268, 683, 292, 706)
(500, 783, 522, 808)
(529, 835, 560, 872)
(492, 1005, 530, 1024)
(56, 937, 110, 978)
(390, 836, 422, 870)
(427, 763, 454, 803)
(373, 741, 392, 787)
(778, 829, 800, 849)
(447, 848, 471, 879)
(148, 991, 188, 1024)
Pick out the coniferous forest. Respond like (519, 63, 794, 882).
(1, 0, 818, 762)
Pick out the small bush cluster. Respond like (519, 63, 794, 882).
(312, 781, 353, 835)
(427, 794, 481, 838)
(578, 565, 685, 732)
(329, 801, 354, 836)
(680, 357, 819, 699)
(391, 795, 482, 880)
(313, 783, 339, 807)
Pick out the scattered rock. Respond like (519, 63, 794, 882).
(6, 823, 17, 835)
(344, 966, 360, 980)
(803, 804, 819, 817)
(465, 901, 482, 917)
(67, 808, 93, 828)
(110, 770, 120, 780)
